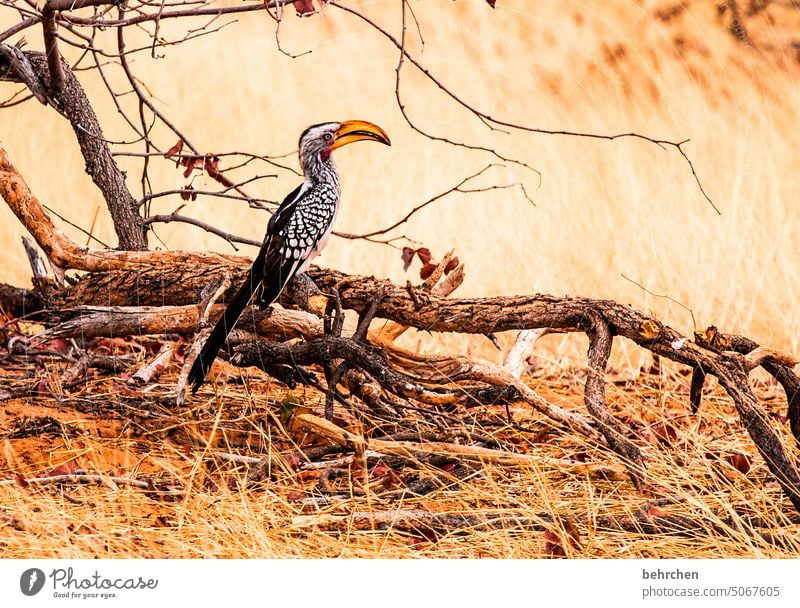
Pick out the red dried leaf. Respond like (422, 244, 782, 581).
(543, 530, 565, 557)
(293, 0, 316, 16)
(401, 247, 416, 271)
(154, 515, 172, 528)
(544, 521, 581, 557)
(770, 412, 789, 424)
(31, 379, 51, 396)
(419, 262, 437, 280)
(72, 523, 98, 535)
(284, 453, 302, 470)
(651, 421, 678, 445)
(182, 156, 202, 178)
(47, 460, 78, 477)
(444, 256, 459, 274)
(165, 139, 184, 158)
(486, 0, 496, 7)
(297, 470, 321, 483)
(14, 473, 28, 487)
(646, 505, 668, 517)
(90, 337, 140, 355)
(531, 428, 557, 444)
(39, 338, 71, 355)
(370, 463, 391, 478)
(116, 385, 146, 399)
(369, 461, 403, 489)
(641, 483, 672, 497)
(726, 453, 751, 475)
(408, 529, 438, 548)
(563, 519, 581, 546)
(180, 185, 194, 201)
(416, 247, 432, 265)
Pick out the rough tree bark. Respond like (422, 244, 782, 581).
(0, 48, 147, 250)
(3, 145, 800, 513)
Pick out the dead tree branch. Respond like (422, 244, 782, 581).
(0, 50, 146, 249)
(334, 0, 719, 214)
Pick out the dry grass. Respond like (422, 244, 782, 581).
(1, 346, 799, 559)
(2, 0, 800, 558)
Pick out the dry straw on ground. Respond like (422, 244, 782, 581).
(1, 347, 799, 558)
(2, 1, 800, 559)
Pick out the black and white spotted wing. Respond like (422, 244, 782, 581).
(188, 174, 340, 394)
(188, 180, 332, 393)
(255, 180, 339, 307)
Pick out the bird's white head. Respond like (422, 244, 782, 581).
(298, 120, 391, 175)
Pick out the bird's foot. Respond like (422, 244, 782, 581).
(352, 286, 387, 343)
(323, 288, 346, 338)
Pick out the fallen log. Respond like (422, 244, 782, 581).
(3, 144, 800, 514)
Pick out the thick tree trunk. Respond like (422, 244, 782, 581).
(0, 48, 147, 250)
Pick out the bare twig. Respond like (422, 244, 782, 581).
(333, 0, 719, 214)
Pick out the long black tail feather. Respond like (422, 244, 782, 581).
(187, 272, 258, 394)
(187, 237, 294, 394)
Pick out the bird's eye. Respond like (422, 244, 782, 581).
(323, 132, 333, 142)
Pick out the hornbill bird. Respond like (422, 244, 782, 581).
(188, 120, 391, 393)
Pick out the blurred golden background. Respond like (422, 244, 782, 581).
(2, 0, 800, 355)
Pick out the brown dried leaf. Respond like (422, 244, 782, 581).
(165, 139, 184, 158)
(419, 262, 437, 280)
(444, 256, 459, 274)
(486, 0, 496, 7)
(543, 530, 565, 557)
(401, 247, 416, 271)
(651, 421, 679, 446)
(293, 0, 316, 16)
(416, 247, 432, 265)
(726, 453, 751, 475)
(47, 460, 78, 477)
(690, 366, 705, 413)
(544, 521, 581, 557)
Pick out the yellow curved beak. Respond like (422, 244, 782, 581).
(330, 120, 391, 150)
